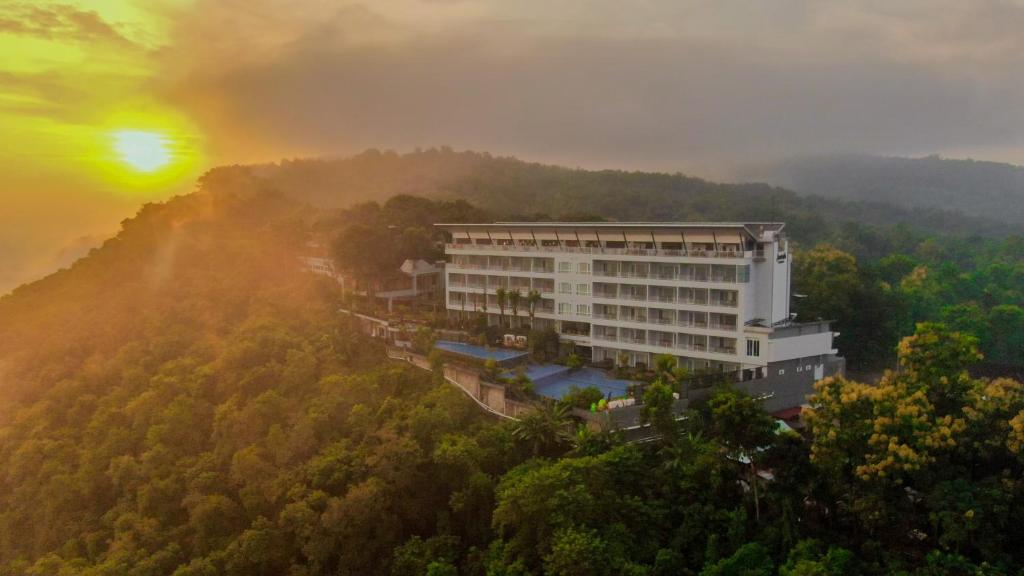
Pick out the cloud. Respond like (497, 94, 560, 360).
(156, 0, 1024, 174)
(0, 2, 135, 46)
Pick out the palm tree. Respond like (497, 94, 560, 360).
(526, 289, 542, 329)
(512, 403, 572, 457)
(508, 290, 521, 328)
(495, 287, 507, 328)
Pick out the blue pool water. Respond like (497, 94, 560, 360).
(433, 341, 633, 400)
(434, 340, 529, 363)
(524, 365, 633, 400)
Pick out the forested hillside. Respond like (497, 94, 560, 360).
(201, 148, 1021, 243)
(0, 158, 1022, 574)
(199, 148, 1024, 372)
(745, 154, 1024, 226)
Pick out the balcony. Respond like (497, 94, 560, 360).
(678, 320, 708, 329)
(446, 243, 755, 259)
(620, 315, 648, 324)
(709, 346, 737, 355)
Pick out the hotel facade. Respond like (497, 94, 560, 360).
(438, 222, 842, 385)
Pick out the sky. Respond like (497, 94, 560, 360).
(2, 0, 1024, 293)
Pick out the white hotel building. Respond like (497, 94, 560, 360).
(439, 222, 842, 385)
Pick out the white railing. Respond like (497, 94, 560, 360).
(447, 243, 753, 259)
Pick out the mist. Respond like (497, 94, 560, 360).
(3, 0, 1024, 293)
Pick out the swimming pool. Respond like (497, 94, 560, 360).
(526, 365, 634, 400)
(434, 340, 529, 364)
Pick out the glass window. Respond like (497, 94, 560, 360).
(576, 283, 590, 295)
(577, 262, 591, 274)
(746, 339, 760, 357)
(737, 265, 750, 283)
(576, 304, 590, 316)
(558, 261, 572, 273)
(558, 302, 571, 315)
(559, 282, 572, 294)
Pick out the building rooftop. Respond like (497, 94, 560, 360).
(436, 221, 784, 230)
(436, 221, 786, 242)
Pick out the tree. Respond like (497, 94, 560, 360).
(641, 381, 678, 441)
(699, 542, 774, 576)
(496, 288, 508, 328)
(706, 387, 777, 521)
(512, 404, 572, 458)
(526, 290, 542, 328)
(331, 223, 400, 300)
(508, 290, 522, 328)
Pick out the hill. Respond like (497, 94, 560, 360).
(0, 177, 1022, 574)
(200, 148, 1022, 246)
(742, 154, 1024, 226)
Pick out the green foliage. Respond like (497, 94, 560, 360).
(699, 542, 774, 576)
(641, 380, 678, 440)
(412, 326, 437, 355)
(528, 328, 560, 362)
(510, 404, 572, 458)
(558, 385, 604, 411)
(565, 352, 583, 370)
(779, 540, 858, 576)
(1, 165, 1023, 575)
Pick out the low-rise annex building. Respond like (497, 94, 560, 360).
(436, 221, 844, 400)
(300, 243, 445, 311)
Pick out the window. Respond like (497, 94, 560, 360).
(746, 339, 760, 357)
(576, 304, 591, 316)
(737, 265, 750, 283)
(558, 261, 572, 273)
(576, 283, 590, 296)
(558, 302, 571, 315)
(796, 365, 803, 372)
(778, 369, 785, 375)
(559, 282, 572, 294)
(577, 262, 591, 274)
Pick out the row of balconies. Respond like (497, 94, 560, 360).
(448, 274, 555, 294)
(448, 254, 752, 284)
(593, 305, 738, 331)
(591, 327, 738, 355)
(447, 242, 759, 260)
(449, 255, 555, 274)
(447, 292, 556, 315)
(592, 284, 739, 307)
(592, 261, 747, 283)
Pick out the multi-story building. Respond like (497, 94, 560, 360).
(438, 222, 842, 386)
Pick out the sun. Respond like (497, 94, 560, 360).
(112, 130, 172, 172)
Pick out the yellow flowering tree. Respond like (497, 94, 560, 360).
(806, 323, 1024, 552)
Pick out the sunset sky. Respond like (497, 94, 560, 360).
(2, 0, 1024, 292)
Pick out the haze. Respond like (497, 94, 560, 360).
(3, 0, 1024, 293)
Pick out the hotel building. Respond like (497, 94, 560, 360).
(438, 222, 842, 386)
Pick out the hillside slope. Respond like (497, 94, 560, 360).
(744, 154, 1024, 225)
(199, 148, 1021, 245)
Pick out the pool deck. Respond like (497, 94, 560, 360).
(433, 341, 634, 401)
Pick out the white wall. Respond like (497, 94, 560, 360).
(767, 331, 835, 363)
(771, 241, 791, 324)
